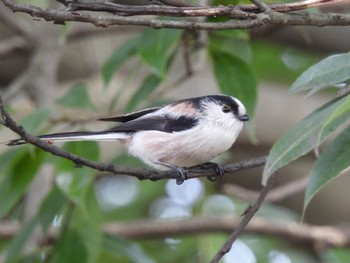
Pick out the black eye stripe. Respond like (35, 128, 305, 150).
(212, 96, 239, 115)
(173, 95, 241, 116)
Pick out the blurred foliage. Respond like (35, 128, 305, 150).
(1, 1, 350, 262)
(57, 83, 95, 110)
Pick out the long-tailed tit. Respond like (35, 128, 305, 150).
(7, 95, 249, 184)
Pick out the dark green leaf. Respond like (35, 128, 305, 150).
(0, 150, 45, 219)
(102, 36, 140, 86)
(263, 95, 350, 184)
(0, 148, 25, 174)
(19, 108, 51, 134)
(57, 83, 95, 110)
(304, 125, 350, 211)
(139, 28, 182, 78)
(210, 51, 257, 117)
(290, 52, 350, 96)
(126, 74, 161, 112)
(55, 142, 99, 208)
(212, 0, 239, 6)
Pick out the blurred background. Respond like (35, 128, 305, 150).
(0, 0, 350, 262)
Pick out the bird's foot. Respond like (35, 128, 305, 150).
(174, 167, 188, 185)
(156, 161, 188, 185)
(198, 162, 225, 182)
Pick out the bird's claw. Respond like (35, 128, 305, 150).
(175, 167, 188, 185)
(200, 162, 224, 182)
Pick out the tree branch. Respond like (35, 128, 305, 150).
(0, 3, 33, 40)
(210, 171, 279, 263)
(104, 217, 350, 249)
(0, 94, 266, 183)
(2, 216, 349, 248)
(48, 0, 347, 16)
(1, 0, 350, 30)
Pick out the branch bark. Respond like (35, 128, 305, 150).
(1, 0, 350, 30)
(43, 0, 348, 17)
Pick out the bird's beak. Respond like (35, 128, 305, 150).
(238, 114, 249, 122)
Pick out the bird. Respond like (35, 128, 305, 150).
(7, 95, 249, 184)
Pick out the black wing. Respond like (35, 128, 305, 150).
(106, 114, 198, 133)
(99, 107, 161, 123)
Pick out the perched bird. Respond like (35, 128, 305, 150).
(7, 95, 249, 184)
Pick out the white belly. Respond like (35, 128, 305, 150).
(125, 121, 243, 169)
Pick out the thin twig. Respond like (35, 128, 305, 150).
(0, 37, 30, 59)
(182, 31, 194, 77)
(0, 4, 33, 40)
(0, 94, 266, 183)
(250, 0, 271, 12)
(209, 171, 279, 263)
(222, 176, 309, 203)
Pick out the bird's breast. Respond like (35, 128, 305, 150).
(126, 120, 243, 168)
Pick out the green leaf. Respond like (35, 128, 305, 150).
(263, 95, 350, 184)
(323, 248, 350, 263)
(71, 188, 103, 263)
(126, 74, 161, 112)
(102, 36, 140, 86)
(50, 228, 88, 263)
(55, 142, 99, 208)
(0, 150, 45, 219)
(101, 236, 155, 263)
(290, 52, 350, 96)
(38, 187, 67, 231)
(317, 95, 350, 145)
(210, 51, 257, 117)
(210, 31, 251, 63)
(57, 83, 95, 110)
(6, 188, 66, 263)
(5, 218, 38, 263)
(19, 108, 51, 134)
(304, 125, 350, 211)
(251, 42, 317, 84)
(198, 234, 230, 262)
(139, 28, 182, 78)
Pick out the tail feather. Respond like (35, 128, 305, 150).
(7, 131, 130, 146)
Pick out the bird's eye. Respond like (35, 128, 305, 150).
(222, 105, 231, 113)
